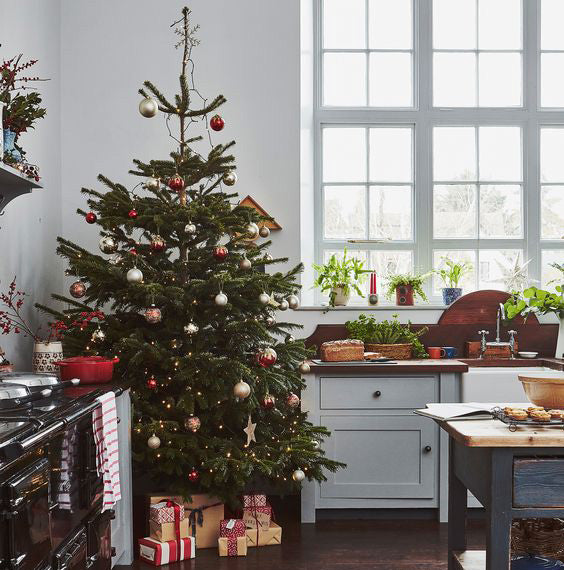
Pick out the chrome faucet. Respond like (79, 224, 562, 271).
(485, 303, 512, 348)
(478, 330, 489, 359)
(477, 304, 517, 359)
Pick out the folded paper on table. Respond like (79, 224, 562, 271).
(149, 518, 189, 542)
(138, 536, 195, 566)
(414, 403, 494, 421)
(218, 536, 248, 557)
(245, 521, 282, 547)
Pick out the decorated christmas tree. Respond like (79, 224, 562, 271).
(39, 7, 343, 504)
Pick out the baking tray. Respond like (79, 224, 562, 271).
(492, 407, 564, 431)
(311, 358, 397, 365)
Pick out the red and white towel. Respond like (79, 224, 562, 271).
(92, 391, 121, 511)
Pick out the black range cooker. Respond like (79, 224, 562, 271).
(0, 374, 121, 570)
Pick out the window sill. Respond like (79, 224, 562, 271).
(297, 305, 448, 311)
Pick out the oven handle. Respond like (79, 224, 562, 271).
(2, 420, 67, 459)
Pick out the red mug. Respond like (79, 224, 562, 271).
(427, 347, 446, 359)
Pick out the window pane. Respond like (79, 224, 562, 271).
(478, 0, 521, 50)
(434, 185, 477, 238)
(478, 250, 523, 290)
(369, 128, 413, 182)
(433, 53, 477, 107)
(324, 53, 366, 107)
(541, 186, 564, 240)
(324, 186, 366, 239)
(369, 0, 412, 49)
(478, 53, 522, 107)
(479, 127, 521, 181)
(323, 128, 367, 183)
(369, 186, 413, 240)
(323, 0, 366, 49)
(433, 0, 476, 49)
(369, 250, 414, 292)
(480, 185, 522, 238)
(541, 129, 564, 183)
(434, 127, 477, 181)
(541, 53, 564, 108)
(369, 53, 413, 107)
(433, 250, 477, 295)
(541, 0, 564, 50)
(542, 250, 564, 291)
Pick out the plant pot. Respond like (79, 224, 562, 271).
(2, 128, 22, 161)
(442, 287, 462, 305)
(331, 286, 350, 307)
(364, 343, 413, 360)
(395, 284, 414, 306)
(556, 315, 564, 360)
(32, 341, 64, 374)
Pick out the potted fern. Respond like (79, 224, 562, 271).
(386, 273, 430, 306)
(433, 259, 473, 305)
(345, 314, 428, 360)
(313, 249, 370, 307)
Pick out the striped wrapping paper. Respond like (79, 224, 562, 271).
(139, 537, 195, 565)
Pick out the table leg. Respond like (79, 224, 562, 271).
(486, 449, 513, 570)
(448, 438, 467, 570)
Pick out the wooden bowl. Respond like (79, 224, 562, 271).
(519, 371, 564, 408)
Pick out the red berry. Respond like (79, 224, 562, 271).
(85, 212, 97, 224)
(168, 175, 185, 192)
(210, 114, 225, 132)
(128, 209, 138, 219)
(188, 469, 200, 483)
(147, 377, 157, 390)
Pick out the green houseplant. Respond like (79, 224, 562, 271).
(345, 313, 428, 359)
(433, 259, 473, 305)
(313, 249, 370, 307)
(386, 273, 430, 306)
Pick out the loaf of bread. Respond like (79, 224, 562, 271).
(320, 339, 364, 362)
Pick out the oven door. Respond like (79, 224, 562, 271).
(53, 526, 87, 570)
(86, 510, 114, 570)
(1, 457, 52, 570)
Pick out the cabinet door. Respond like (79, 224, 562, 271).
(320, 415, 437, 499)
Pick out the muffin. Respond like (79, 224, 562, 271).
(509, 410, 528, 421)
(548, 409, 564, 420)
(527, 406, 545, 413)
(530, 410, 551, 422)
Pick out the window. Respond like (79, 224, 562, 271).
(315, 0, 564, 304)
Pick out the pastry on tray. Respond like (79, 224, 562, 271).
(530, 410, 551, 422)
(320, 339, 364, 362)
(508, 410, 528, 421)
(548, 409, 564, 419)
(527, 406, 545, 413)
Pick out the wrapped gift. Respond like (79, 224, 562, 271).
(149, 518, 189, 542)
(138, 536, 195, 566)
(149, 500, 185, 524)
(245, 522, 282, 547)
(218, 536, 247, 557)
(149, 494, 224, 549)
(219, 518, 246, 538)
(242, 493, 267, 507)
(243, 505, 272, 530)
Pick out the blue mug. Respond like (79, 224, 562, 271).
(442, 346, 457, 359)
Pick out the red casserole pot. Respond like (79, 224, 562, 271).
(54, 356, 119, 384)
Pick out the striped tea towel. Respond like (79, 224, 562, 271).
(92, 391, 121, 511)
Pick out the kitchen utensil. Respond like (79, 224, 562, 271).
(0, 372, 80, 393)
(55, 356, 119, 384)
(0, 383, 52, 410)
(518, 371, 564, 408)
(427, 347, 445, 359)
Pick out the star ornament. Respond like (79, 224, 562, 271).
(243, 414, 256, 446)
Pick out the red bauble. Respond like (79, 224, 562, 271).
(262, 395, 276, 410)
(286, 393, 300, 409)
(168, 175, 185, 192)
(147, 376, 157, 390)
(85, 212, 97, 224)
(128, 209, 138, 219)
(210, 114, 225, 132)
(129, 248, 138, 256)
(256, 347, 277, 368)
(188, 469, 200, 483)
(69, 280, 87, 299)
(213, 246, 229, 261)
(150, 235, 166, 252)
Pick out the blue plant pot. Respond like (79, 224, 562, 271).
(3, 129, 22, 161)
(442, 287, 462, 305)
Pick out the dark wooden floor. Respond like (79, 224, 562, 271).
(125, 518, 486, 570)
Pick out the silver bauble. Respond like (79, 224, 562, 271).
(285, 334, 295, 343)
(266, 316, 276, 327)
(312, 440, 320, 450)
(109, 253, 123, 266)
(298, 361, 311, 374)
(233, 380, 251, 399)
(259, 292, 270, 305)
(286, 393, 300, 408)
(184, 416, 201, 432)
(287, 294, 300, 310)
(126, 267, 144, 283)
(91, 328, 106, 342)
(99, 236, 118, 254)
(292, 469, 305, 482)
(222, 171, 238, 186)
(184, 322, 199, 335)
(259, 226, 270, 238)
(144, 305, 162, 324)
(185, 222, 197, 234)
(147, 434, 161, 449)
(264, 253, 273, 262)
(145, 177, 160, 190)
(246, 222, 260, 241)
(139, 97, 158, 118)
(215, 292, 228, 306)
(239, 257, 252, 270)
(278, 299, 289, 311)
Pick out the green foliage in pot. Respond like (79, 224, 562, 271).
(345, 313, 429, 358)
(504, 285, 564, 320)
(313, 249, 370, 307)
(433, 259, 473, 288)
(385, 273, 430, 302)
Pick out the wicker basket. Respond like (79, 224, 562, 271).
(364, 343, 412, 360)
(511, 519, 564, 562)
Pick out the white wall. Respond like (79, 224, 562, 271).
(0, 0, 62, 369)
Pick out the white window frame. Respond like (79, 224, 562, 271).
(314, 0, 564, 305)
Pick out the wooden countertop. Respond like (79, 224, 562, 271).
(308, 358, 469, 374)
(441, 418, 564, 447)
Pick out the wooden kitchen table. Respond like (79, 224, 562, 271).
(440, 418, 564, 570)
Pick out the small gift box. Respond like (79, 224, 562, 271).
(149, 518, 189, 542)
(138, 536, 195, 566)
(246, 522, 282, 548)
(218, 536, 247, 557)
(149, 500, 185, 524)
(242, 493, 267, 507)
(219, 518, 246, 538)
(243, 505, 272, 530)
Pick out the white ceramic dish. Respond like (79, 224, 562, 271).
(518, 351, 538, 359)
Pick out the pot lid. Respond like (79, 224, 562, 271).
(0, 373, 60, 387)
(56, 356, 117, 364)
(0, 382, 32, 399)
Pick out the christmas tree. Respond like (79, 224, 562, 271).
(39, 7, 343, 504)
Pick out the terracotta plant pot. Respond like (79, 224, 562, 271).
(331, 286, 350, 307)
(518, 371, 564, 408)
(364, 343, 412, 360)
(32, 341, 64, 374)
(395, 284, 414, 306)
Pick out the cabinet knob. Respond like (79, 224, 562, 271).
(423, 445, 432, 453)
(373, 390, 382, 398)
